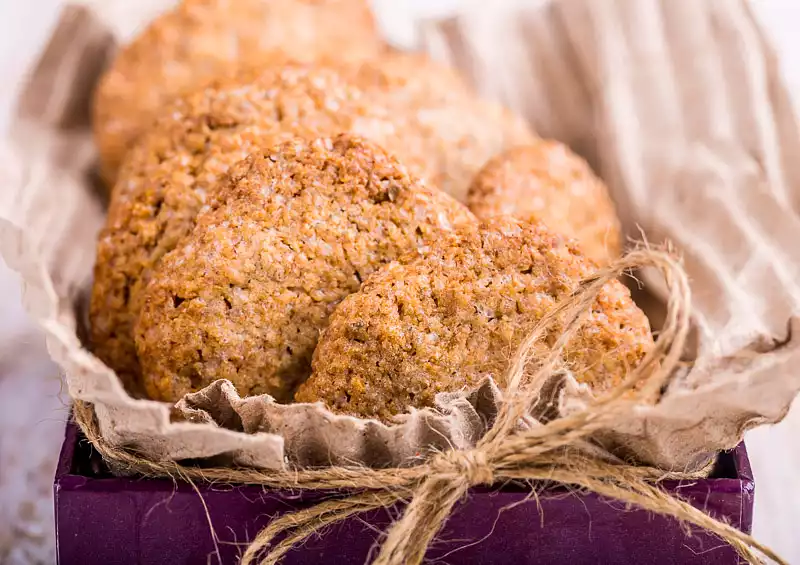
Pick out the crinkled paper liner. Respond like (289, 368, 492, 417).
(1, 0, 800, 472)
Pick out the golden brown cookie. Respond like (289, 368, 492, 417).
(93, 0, 383, 185)
(467, 143, 622, 265)
(91, 54, 532, 389)
(348, 53, 537, 202)
(134, 135, 475, 403)
(90, 63, 397, 391)
(296, 216, 652, 421)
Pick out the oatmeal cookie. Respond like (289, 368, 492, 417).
(89, 64, 396, 390)
(467, 143, 622, 265)
(93, 0, 382, 185)
(134, 135, 475, 402)
(296, 216, 652, 421)
(92, 54, 533, 388)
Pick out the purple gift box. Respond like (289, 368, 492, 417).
(55, 422, 753, 565)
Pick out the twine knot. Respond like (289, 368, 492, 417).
(435, 449, 494, 486)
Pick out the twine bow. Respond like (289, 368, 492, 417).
(72, 249, 786, 565)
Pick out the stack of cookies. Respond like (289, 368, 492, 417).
(89, 0, 652, 422)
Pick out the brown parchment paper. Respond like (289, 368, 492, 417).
(1, 0, 800, 472)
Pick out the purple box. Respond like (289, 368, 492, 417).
(55, 422, 753, 565)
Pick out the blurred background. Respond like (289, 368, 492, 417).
(0, 1, 799, 563)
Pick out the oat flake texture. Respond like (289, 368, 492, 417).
(93, 0, 383, 185)
(346, 52, 537, 203)
(90, 54, 532, 394)
(135, 134, 475, 403)
(296, 216, 652, 421)
(467, 142, 622, 266)
(90, 62, 394, 394)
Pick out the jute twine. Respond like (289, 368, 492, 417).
(71, 249, 786, 565)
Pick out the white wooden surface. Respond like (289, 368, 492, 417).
(0, 1, 798, 563)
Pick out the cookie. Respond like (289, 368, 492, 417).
(90, 63, 397, 391)
(295, 216, 652, 421)
(467, 143, 622, 265)
(91, 54, 533, 388)
(134, 135, 475, 403)
(93, 0, 383, 185)
(349, 53, 537, 202)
